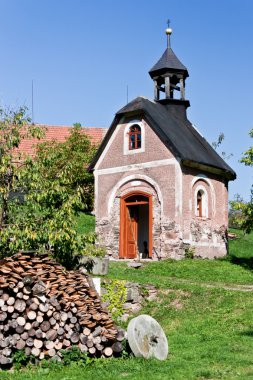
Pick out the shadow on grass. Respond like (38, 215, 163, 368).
(227, 255, 253, 271)
(240, 330, 253, 337)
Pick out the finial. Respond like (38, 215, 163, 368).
(165, 19, 172, 48)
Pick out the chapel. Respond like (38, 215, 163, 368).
(89, 27, 236, 260)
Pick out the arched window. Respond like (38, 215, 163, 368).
(195, 188, 208, 218)
(129, 125, 141, 150)
(197, 190, 203, 217)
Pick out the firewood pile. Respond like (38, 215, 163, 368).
(0, 252, 124, 367)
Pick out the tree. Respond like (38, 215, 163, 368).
(0, 111, 99, 268)
(230, 129, 253, 233)
(212, 132, 233, 160)
(0, 106, 44, 228)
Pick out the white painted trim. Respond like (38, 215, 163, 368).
(107, 174, 163, 216)
(191, 174, 216, 217)
(183, 240, 225, 248)
(175, 159, 182, 216)
(94, 170, 98, 215)
(96, 158, 177, 176)
(123, 120, 145, 155)
(94, 117, 124, 170)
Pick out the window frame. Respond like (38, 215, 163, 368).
(194, 185, 208, 218)
(128, 125, 142, 150)
(124, 121, 145, 155)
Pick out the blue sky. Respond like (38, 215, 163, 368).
(0, 0, 253, 200)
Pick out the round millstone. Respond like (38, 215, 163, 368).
(127, 314, 168, 360)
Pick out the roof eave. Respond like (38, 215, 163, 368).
(182, 159, 236, 181)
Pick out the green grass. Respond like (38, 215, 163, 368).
(2, 229, 253, 380)
(229, 228, 253, 260)
(75, 212, 95, 235)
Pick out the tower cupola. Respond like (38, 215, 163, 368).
(149, 22, 190, 108)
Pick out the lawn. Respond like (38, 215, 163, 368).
(2, 224, 253, 380)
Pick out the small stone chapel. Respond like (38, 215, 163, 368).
(89, 26, 236, 260)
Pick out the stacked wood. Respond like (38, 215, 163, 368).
(0, 252, 124, 366)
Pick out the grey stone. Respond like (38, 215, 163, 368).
(127, 262, 143, 269)
(127, 315, 169, 360)
(126, 287, 141, 303)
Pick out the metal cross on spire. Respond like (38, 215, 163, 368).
(165, 19, 173, 48)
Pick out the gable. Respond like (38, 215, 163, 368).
(89, 97, 236, 180)
(94, 117, 174, 171)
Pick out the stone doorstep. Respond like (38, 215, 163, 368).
(107, 257, 155, 262)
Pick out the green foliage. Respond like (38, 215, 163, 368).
(211, 132, 233, 160)
(60, 346, 93, 367)
(230, 129, 253, 233)
(12, 349, 35, 370)
(0, 109, 98, 268)
(102, 279, 127, 320)
(184, 245, 195, 259)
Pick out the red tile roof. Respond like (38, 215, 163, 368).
(17, 125, 108, 157)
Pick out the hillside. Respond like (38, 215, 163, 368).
(2, 229, 253, 379)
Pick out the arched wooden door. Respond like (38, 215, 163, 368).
(120, 192, 152, 259)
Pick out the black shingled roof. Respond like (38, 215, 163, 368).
(89, 97, 236, 180)
(149, 47, 189, 78)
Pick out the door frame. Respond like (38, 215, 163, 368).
(119, 191, 153, 259)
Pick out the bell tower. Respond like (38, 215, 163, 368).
(149, 22, 190, 108)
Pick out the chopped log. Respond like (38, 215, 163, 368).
(24, 322, 32, 331)
(16, 339, 26, 350)
(103, 347, 113, 357)
(16, 325, 24, 334)
(46, 329, 57, 341)
(54, 341, 63, 350)
(57, 327, 65, 336)
(31, 347, 40, 357)
(35, 329, 43, 339)
(48, 348, 56, 357)
(2, 348, 12, 357)
(112, 342, 123, 353)
(0, 355, 12, 365)
(62, 339, 70, 347)
(86, 339, 94, 348)
(17, 316, 26, 326)
(39, 352, 45, 360)
(28, 328, 36, 337)
(0, 251, 122, 368)
(34, 339, 43, 349)
(39, 303, 49, 313)
(7, 297, 15, 306)
(27, 311, 36, 320)
(88, 347, 96, 355)
(21, 332, 29, 340)
(36, 315, 43, 323)
(83, 327, 91, 336)
(23, 286, 32, 295)
(32, 321, 39, 329)
(60, 312, 68, 322)
(45, 341, 54, 350)
(70, 332, 80, 344)
(14, 299, 26, 313)
(29, 303, 38, 311)
(26, 337, 34, 347)
(41, 321, 51, 332)
(0, 312, 7, 322)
